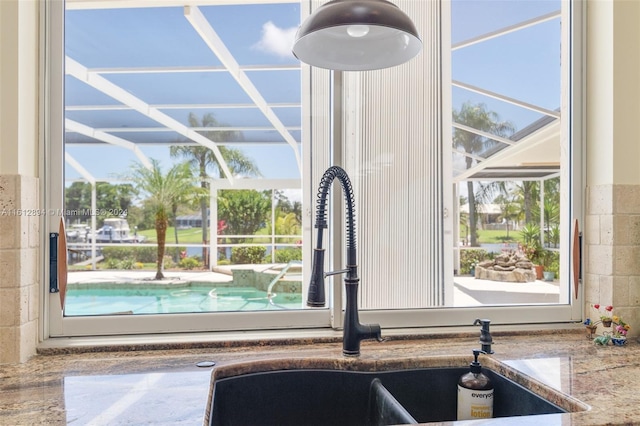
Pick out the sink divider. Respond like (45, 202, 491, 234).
(368, 378, 418, 425)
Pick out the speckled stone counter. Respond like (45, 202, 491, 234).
(1, 328, 639, 425)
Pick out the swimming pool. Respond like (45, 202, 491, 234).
(64, 285, 303, 316)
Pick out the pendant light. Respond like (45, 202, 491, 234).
(292, 0, 422, 71)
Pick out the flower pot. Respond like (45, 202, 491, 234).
(611, 336, 627, 346)
(602, 319, 612, 327)
(543, 271, 555, 281)
(533, 264, 544, 280)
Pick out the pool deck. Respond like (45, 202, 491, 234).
(453, 275, 559, 306)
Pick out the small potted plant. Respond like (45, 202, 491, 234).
(540, 249, 557, 281)
(583, 318, 598, 338)
(521, 242, 543, 279)
(595, 304, 614, 327)
(583, 304, 615, 338)
(469, 261, 478, 277)
(611, 315, 630, 346)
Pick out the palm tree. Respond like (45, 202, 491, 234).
(453, 102, 515, 246)
(516, 181, 537, 225)
(494, 192, 518, 239)
(459, 195, 470, 244)
(170, 112, 260, 265)
(515, 177, 560, 245)
(129, 159, 194, 279)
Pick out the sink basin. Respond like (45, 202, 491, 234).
(205, 356, 588, 425)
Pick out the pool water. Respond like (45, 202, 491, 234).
(64, 285, 303, 316)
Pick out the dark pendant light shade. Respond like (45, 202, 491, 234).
(292, 0, 422, 71)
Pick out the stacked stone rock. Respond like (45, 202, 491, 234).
(475, 251, 537, 282)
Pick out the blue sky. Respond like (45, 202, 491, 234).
(64, 1, 560, 186)
(64, 3, 302, 182)
(451, 0, 561, 130)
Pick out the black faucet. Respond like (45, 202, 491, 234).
(473, 318, 494, 354)
(307, 166, 383, 357)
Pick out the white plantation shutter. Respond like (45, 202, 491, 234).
(342, 0, 447, 309)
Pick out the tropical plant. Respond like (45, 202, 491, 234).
(547, 259, 560, 276)
(170, 112, 260, 264)
(231, 246, 266, 264)
(273, 247, 302, 263)
(494, 192, 519, 238)
(218, 190, 271, 241)
(520, 222, 541, 247)
(128, 159, 194, 279)
(522, 178, 560, 245)
(274, 190, 302, 223)
(259, 212, 302, 243)
(519, 223, 542, 265)
(538, 249, 558, 268)
(514, 181, 537, 225)
(458, 195, 475, 245)
(453, 102, 515, 246)
(178, 257, 202, 270)
(548, 223, 560, 248)
(459, 248, 489, 275)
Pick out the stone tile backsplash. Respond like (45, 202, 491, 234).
(0, 174, 39, 363)
(585, 184, 640, 337)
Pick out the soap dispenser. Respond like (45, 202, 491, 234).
(457, 349, 493, 420)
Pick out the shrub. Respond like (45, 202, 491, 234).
(102, 246, 185, 264)
(460, 249, 489, 275)
(231, 246, 266, 264)
(544, 250, 560, 276)
(104, 258, 120, 269)
(163, 256, 175, 269)
(179, 257, 202, 270)
(119, 258, 135, 270)
(102, 246, 156, 263)
(273, 247, 302, 263)
(165, 247, 186, 261)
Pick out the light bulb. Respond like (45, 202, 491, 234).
(347, 25, 370, 38)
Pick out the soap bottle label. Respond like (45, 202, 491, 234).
(457, 385, 493, 420)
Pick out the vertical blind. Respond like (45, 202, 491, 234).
(343, 0, 445, 309)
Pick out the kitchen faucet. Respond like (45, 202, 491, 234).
(306, 166, 383, 356)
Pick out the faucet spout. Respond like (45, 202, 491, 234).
(343, 279, 383, 355)
(307, 166, 382, 357)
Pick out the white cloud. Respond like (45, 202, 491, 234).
(253, 21, 297, 59)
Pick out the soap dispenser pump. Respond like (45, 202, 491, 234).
(457, 349, 493, 420)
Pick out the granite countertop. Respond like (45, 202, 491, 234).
(1, 328, 639, 425)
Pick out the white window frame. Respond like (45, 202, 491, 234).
(41, 0, 584, 340)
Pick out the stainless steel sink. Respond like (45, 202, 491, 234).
(204, 356, 589, 426)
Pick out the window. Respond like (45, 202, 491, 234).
(44, 0, 582, 338)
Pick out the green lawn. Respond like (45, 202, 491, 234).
(137, 227, 288, 245)
(138, 227, 204, 244)
(139, 226, 521, 245)
(473, 229, 524, 245)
